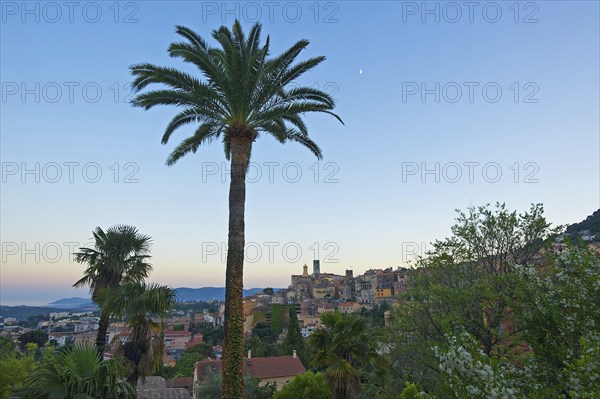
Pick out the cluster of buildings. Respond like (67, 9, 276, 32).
(287, 260, 410, 304)
(239, 261, 411, 339)
(0, 311, 101, 347)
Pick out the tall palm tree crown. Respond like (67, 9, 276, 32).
(130, 20, 343, 399)
(73, 225, 153, 354)
(130, 20, 342, 164)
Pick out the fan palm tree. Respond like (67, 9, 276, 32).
(310, 311, 385, 399)
(73, 225, 153, 355)
(130, 20, 343, 398)
(11, 343, 135, 399)
(102, 282, 176, 385)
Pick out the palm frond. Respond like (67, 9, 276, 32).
(174, 25, 208, 49)
(166, 123, 220, 166)
(131, 20, 342, 164)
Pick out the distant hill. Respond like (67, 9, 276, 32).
(48, 297, 95, 309)
(174, 287, 280, 302)
(566, 209, 600, 239)
(0, 287, 281, 321)
(4, 287, 280, 314)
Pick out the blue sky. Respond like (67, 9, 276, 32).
(1, 1, 599, 305)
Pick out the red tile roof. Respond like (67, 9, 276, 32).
(166, 377, 193, 389)
(195, 356, 305, 381)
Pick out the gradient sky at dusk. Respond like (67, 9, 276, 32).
(1, 1, 599, 305)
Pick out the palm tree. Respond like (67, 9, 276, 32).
(73, 225, 153, 355)
(11, 343, 135, 399)
(102, 282, 176, 385)
(130, 20, 343, 398)
(310, 311, 385, 399)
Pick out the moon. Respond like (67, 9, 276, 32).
(359, 69, 363, 75)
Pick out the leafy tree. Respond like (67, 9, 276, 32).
(11, 343, 134, 399)
(102, 282, 176, 384)
(0, 341, 35, 399)
(282, 308, 306, 364)
(385, 208, 599, 399)
(361, 303, 389, 328)
(432, 331, 522, 399)
(170, 351, 201, 378)
(73, 225, 153, 354)
(263, 288, 274, 296)
(130, 20, 342, 399)
(310, 311, 385, 399)
(245, 376, 277, 399)
(512, 243, 600, 397)
(252, 322, 277, 345)
(386, 203, 555, 393)
(245, 335, 276, 358)
(172, 324, 185, 331)
(0, 337, 15, 356)
(398, 383, 435, 399)
(564, 334, 600, 399)
(162, 344, 215, 379)
(274, 372, 332, 399)
(17, 330, 48, 347)
(26, 315, 47, 328)
(186, 342, 215, 358)
(200, 324, 225, 346)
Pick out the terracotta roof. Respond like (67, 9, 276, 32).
(137, 376, 191, 399)
(338, 302, 357, 306)
(138, 376, 166, 390)
(196, 356, 305, 380)
(166, 377, 193, 389)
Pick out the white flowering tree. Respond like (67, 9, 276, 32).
(513, 244, 600, 398)
(433, 332, 523, 399)
(432, 244, 600, 399)
(386, 203, 556, 394)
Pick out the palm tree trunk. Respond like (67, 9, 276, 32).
(96, 311, 109, 356)
(222, 137, 249, 399)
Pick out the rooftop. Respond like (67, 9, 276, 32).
(195, 355, 305, 380)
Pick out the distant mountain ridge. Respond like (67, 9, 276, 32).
(1, 287, 282, 320)
(45, 287, 281, 308)
(48, 297, 96, 309)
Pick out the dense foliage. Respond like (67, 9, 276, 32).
(383, 203, 599, 398)
(10, 343, 134, 399)
(273, 372, 332, 399)
(161, 343, 215, 379)
(0, 339, 36, 399)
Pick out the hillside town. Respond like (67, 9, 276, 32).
(2, 213, 600, 398)
(0, 261, 411, 397)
